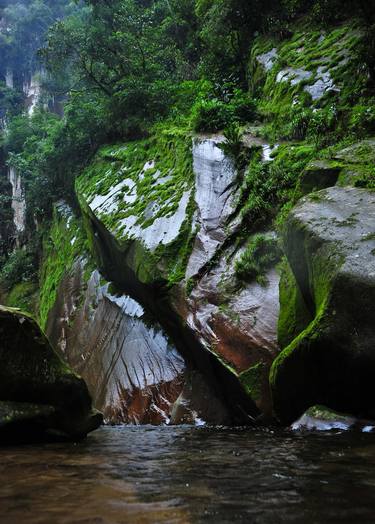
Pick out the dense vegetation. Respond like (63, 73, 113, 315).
(0, 0, 374, 300)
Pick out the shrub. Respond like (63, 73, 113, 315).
(307, 105, 338, 143)
(218, 123, 250, 170)
(286, 106, 312, 140)
(0, 248, 38, 292)
(190, 98, 232, 132)
(228, 89, 257, 122)
(235, 234, 281, 285)
(190, 88, 257, 132)
(349, 103, 375, 137)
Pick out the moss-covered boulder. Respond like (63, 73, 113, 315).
(299, 160, 341, 195)
(271, 186, 375, 424)
(0, 305, 102, 442)
(76, 130, 195, 287)
(291, 405, 356, 431)
(250, 23, 374, 144)
(335, 139, 375, 188)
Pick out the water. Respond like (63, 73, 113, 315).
(1, 426, 375, 523)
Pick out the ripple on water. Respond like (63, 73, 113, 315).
(1, 425, 375, 523)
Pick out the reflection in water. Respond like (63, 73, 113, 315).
(1, 426, 375, 523)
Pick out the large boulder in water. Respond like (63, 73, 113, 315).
(0, 305, 102, 442)
(271, 187, 375, 424)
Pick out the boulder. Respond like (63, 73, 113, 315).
(299, 160, 341, 195)
(271, 187, 375, 424)
(76, 134, 281, 423)
(0, 305, 102, 442)
(291, 405, 375, 433)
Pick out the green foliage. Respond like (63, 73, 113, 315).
(349, 102, 375, 137)
(235, 234, 281, 285)
(5, 92, 110, 220)
(238, 144, 316, 230)
(0, 173, 13, 258)
(0, 247, 38, 292)
(0, 0, 74, 81)
(218, 123, 252, 171)
(5, 281, 38, 313)
(196, 0, 280, 83)
(42, 0, 201, 137)
(190, 88, 256, 132)
(39, 206, 91, 330)
(0, 83, 24, 120)
(218, 124, 243, 161)
(191, 98, 232, 132)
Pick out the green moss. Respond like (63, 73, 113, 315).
(235, 234, 281, 285)
(240, 362, 265, 402)
(39, 206, 92, 330)
(5, 281, 38, 314)
(251, 22, 367, 143)
(271, 216, 346, 405)
(237, 143, 316, 233)
(77, 123, 197, 286)
(277, 258, 312, 349)
(77, 124, 194, 235)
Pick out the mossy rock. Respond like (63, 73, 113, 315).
(250, 23, 366, 140)
(333, 139, 375, 165)
(5, 281, 38, 315)
(271, 187, 375, 424)
(298, 160, 341, 195)
(76, 130, 196, 287)
(277, 259, 312, 349)
(0, 305, 102, 442)
(291, 404, 357, 431)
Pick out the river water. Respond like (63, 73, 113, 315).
(1, 425, 375, 523)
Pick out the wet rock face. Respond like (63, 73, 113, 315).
(184, 250, 279, 416)
(170, 370, 230, 425)
(47, 262, 186, 424)
(181, 138, 280, 417)
(186, 138, 237, 278)
(271, 187, 375, 424)
(0, 305, 101, 442)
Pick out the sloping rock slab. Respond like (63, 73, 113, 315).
(0, 306, 102, 442)
(271, 187, 375, 424)
(47, 263, 186, 425)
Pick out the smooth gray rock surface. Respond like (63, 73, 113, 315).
(256, 48, 278, 71)
(291, 405, 375, 433)
(186, 138, 238, 278)
(271, 186, 375, 424)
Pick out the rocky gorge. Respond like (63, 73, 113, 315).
(36, 132, 375, 430)
(0, 0, 374, 443)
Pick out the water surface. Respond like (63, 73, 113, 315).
(1, 426, 375, 523)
